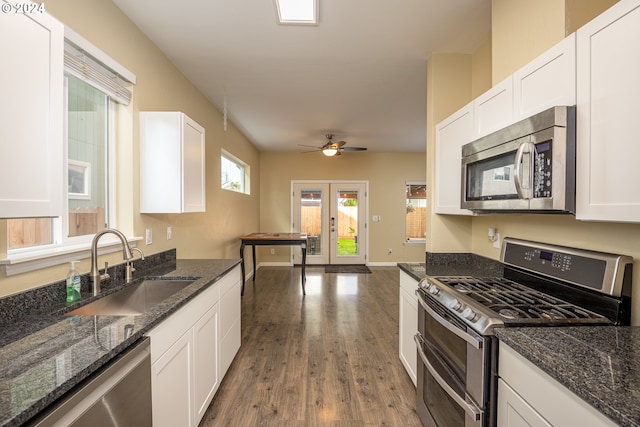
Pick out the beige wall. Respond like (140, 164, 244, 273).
(565, 0, 618, 34)
(491, 0, 566, 84)
(0, 0, 260, 297)
(426, 53, 474, 254)
(471, 38, 493, 99)
(259, 152, 426, 264)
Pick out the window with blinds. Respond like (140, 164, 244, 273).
(6, 32, 135, 270)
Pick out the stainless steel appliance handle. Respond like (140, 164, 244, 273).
(414, 334, 482, 422)
(513, 141, 535, 199)
(416, 292, 481, 349)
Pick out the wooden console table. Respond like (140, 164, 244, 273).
(239, 232, 308, 295)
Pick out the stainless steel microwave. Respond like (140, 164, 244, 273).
(461, 106, 576, 213)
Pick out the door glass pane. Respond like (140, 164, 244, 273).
(300, 190, 322, 255)
(337, 191, 358, 256)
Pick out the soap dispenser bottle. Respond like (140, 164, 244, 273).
(66, 261, 81, 303)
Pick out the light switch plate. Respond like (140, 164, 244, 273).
(145, 228, 152, 245)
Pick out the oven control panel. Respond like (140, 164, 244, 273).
(501, 238, 631, 294)
(533, 142, 552, 198)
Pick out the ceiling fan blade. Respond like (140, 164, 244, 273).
(336, 140, 347, 147)
(298, 144, 321, 149)
(341, 147, 367, 151)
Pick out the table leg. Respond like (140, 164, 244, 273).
(301, 243, 306, 295)
(251, 245, 257, 282)
(240, 243, 246, 296)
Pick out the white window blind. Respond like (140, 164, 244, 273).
(64, 41, 133, 105)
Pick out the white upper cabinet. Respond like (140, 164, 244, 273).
(0, 5, 64, 218)
(433, 31, 578, 216)
(473, 76, 514, 139)
(576, 0, 640, 223)
(435, 103, 474, 215)
(513, 33, 576, 121)
(140, 112, 206, 213)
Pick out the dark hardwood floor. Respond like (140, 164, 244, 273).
(200, 266, 421, 426)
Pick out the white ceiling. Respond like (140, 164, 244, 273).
(112, 0, 491, 153)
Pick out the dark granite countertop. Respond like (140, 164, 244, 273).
(0, 257, 240, 427)
(496, 327, 640, 427)
(397, 263, 427, 281)
(424, 252, 504, 278)
(399, 253, 504, 283)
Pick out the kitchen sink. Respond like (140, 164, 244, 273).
(65, 279, 195, 316)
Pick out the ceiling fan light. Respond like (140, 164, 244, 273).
(322, 148, 338, 156)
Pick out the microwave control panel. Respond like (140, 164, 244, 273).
(533, 141, 552, 198)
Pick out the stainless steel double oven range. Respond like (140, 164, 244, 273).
(414, 238, 633, 427)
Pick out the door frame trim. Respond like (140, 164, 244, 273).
(291, 180, 369, 266)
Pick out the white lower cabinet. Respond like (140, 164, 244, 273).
(193, 305, 219, 423)
(498, 379, 551, 427)
(219, 273, 242, 377)
(498, 343, 616, 427)
(399, 270, 418, 387)
(150, 331, 194, 427)
(147, 265, 241, 427)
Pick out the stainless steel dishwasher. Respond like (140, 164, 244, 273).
(28, 337, 152, 427)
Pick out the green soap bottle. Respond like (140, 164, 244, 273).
(66, 261, 81, 303)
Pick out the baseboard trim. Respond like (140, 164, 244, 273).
(367, 262, 400, 267)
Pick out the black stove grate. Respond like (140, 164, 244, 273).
(435, 276, 609, 322)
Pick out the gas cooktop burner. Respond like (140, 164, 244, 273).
(425, 275, 611, 327)
(498, 308, 521, 319)
(453, 284, 472, 293)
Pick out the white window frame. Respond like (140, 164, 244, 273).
(405, 181, 427, 245)
(221, 149, 250, 195)
(1, 29, 136, 277)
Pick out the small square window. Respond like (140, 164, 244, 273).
(221, 150, 250, 195)
(406, 182, 426, 243)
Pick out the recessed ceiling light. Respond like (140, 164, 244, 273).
(274, 0, 318, 25)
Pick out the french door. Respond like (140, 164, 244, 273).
(292, 181, 367, 265)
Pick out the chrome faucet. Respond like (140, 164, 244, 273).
(90, 228, 133, 296)
(125, 247, 145, 284)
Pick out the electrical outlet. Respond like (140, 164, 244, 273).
(270, 248, 275, 255)
(492, 232, 501, 249)
(167, 226, 172, 240)
(145, 228, 152, 245)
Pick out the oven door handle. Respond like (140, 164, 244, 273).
(416, 293, 482, 350)
(414, 333, 483, 422)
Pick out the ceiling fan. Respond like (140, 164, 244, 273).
(300, 134, 367, 157)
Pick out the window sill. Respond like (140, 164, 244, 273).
(0, 236, 142, 277)
(404, 239, 427, 246)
